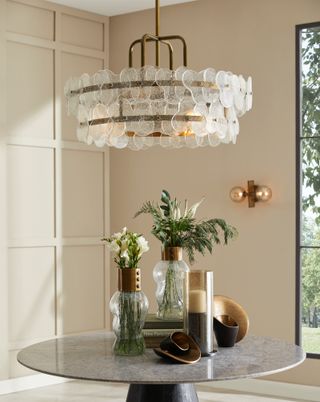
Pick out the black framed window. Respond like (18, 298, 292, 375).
(296, 22, 320, 358)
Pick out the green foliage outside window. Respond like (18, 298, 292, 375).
(301, 27, 320, 220)
(300, 26, 320, 353)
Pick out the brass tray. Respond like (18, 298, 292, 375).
(214, 295, 249, 342)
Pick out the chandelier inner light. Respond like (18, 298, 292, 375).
(64, 0, 253, 150)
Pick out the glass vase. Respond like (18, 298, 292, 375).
(153, 247, 189, 321)
(109, 268, 149, 356)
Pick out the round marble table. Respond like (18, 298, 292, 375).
(17, 332, 305, 402)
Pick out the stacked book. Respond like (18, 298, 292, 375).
(143, 314, 184, 348)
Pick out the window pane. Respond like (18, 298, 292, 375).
(301, 248, 320, 354)
(301, 138, 320, 246)
(301, 27, 320, 138)
(300, 26, 320, 357)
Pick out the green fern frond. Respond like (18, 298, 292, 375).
(134, 190, 238, 264)
(134, 201, 162, 220)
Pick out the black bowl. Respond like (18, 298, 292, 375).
(214, 315, 239, 347)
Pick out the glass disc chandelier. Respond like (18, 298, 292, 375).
(64, 0, 253, 150)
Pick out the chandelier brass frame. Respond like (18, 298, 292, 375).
(65, 0, 253, 149)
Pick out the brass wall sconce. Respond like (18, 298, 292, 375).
(230, 180, 272, 208)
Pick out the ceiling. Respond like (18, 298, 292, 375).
(48, 0, 196, 16)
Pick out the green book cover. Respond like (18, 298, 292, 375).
(143, 313, 183, 329)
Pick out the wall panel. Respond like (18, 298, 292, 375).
(8, 247, 55, 343)
(6, 1, 54, 40)
(62, 149, 104, 237)
(7, 145, 54, 240)
(61, 13, 104, 50)
(6, 41, 54, 139)
(61, 52, 103, 141)
(3, 0, 110, 380)
(61, 245, 105, 334)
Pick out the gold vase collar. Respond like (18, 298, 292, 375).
(161, 247, 182, 261)
(118, 268, 141, 292)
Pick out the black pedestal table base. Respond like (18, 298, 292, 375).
(126, 383, 199, 402)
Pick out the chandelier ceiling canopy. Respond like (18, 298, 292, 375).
(64, 0, 253, 150)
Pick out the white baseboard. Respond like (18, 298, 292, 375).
(0, 374, 70, 395)
(199, 379, 320, 402)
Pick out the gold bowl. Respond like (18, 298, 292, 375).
(214, 295, 249, 342)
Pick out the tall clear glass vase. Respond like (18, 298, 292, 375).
(109, 268, 149, 356)
(153, 247, 189, 321)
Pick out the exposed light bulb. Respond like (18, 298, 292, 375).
(229, 186, 246, 202)
(255, 186, 272, 202)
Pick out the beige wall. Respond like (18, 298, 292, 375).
(1, 0, 110, 379)
(109, 0, 320, 387)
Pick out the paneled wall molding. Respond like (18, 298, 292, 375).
(9, 0, 108, 22)
(7, 138, 56, 148)
(6, 32, 106, 59)
(4, 0, 110, 379)
(0, 0, 9, 381)
(8, 237, 105, 248)
(6, 137, 108, 151)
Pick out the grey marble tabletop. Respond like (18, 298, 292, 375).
(17, 333, 305, 384)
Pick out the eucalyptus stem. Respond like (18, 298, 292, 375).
(113, 292, 145, 356)
(158, 261, 183, 320)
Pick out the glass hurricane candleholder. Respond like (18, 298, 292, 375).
(186, 270, 214, 356)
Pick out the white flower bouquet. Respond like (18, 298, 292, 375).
(103, 227, 149, 269)
(102, 228, 149, 355)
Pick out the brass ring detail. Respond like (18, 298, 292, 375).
(82, 114, 204, 127)
(69, 80, 219, 96)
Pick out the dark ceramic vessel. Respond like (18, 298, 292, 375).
(214, 315, 239, 347)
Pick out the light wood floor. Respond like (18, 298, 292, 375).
(0, 380, 309, 402)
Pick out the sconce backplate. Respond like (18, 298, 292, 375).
(247, 180, 256, 208)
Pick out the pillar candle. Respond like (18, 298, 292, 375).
(188, 289, 206, 313)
